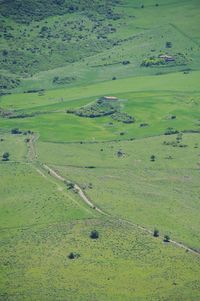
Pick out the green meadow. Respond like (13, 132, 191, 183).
(0, 0, 200, 300)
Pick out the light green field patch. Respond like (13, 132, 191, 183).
(0, 133, 27, 162)
(0, 163, 92, 230)
(0, 88, 199, 142)
(1, 71, 200, 111)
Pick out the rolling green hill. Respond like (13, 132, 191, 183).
(1, 0, 200, 94)
(0, 1, 200, 300)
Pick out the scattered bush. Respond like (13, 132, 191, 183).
(117, 150, 124, 157)
(153, 229, 159, 237)
(164, 128, 179, 135)
(140, 123, 149, 127)
(2, 49, 8, 56)
(166, 41, 172, 48)
(11, 128, 22, 134)
(68, 252, 80, 260)
(164, 234, 170, 242)
(66, 181, 75, 190)
(141, 57, 165, 67)
(53, 76, 76, 85)
(122, 60, 130, 65)
(90, 230, 99, 239)
(150, 155, 156, 161)
(111, 112, 135, 124)
(2, 152, 10, 161)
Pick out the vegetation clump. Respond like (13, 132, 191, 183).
(67, 98, 135, 124)
(111, 112, 135, 123)
(117, 150, 125, 158)
(141, 57, 166, 67)
(65, 181, 75, 190)
(2, 152, 10, 161)
(153, 229, 159, 237)
(11, 128, 22, 134)
(90, 230, 99, 239)
(140, 123, 149, 127)
(0, 75, 20, 92)
(164, 128, 179, 135)
(150, 155, 156, 161)
(68, 252, 80, 260)
(53, 76, 76, 85)
(164, 235, 170, 242)
(141, 52, 187, 68)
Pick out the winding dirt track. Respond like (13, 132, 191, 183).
(43, 164, 106, 215)
(28, 135, 200, 256)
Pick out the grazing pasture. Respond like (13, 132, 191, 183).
(37, 133, 200, 251)
(0, 0, 200, 300)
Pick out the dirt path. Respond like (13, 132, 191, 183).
(28, 135, 200, 256)
(27, 133, 39, 161)
(43, 164, 106, 215)
(118, 219, 199, 256)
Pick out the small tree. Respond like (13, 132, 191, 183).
(90, 230, 99, 239)
(150, 155, 156, 161)
(66, 181, 75, 190)
(166, 41, 172, 48)
(68, 252, 75, 259)
(2, 49, 8, 56)
(2, 152, 9, 161)
(11, 128, 21, 134)
(68, 252, 80, 260)
(164, 234, 170, 242)
(153, 229, 159, 237)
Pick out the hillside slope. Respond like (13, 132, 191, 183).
(0, 0, 200, 94)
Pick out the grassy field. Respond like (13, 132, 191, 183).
(0, 0, 200, 300)
(37, 133, 200, 250)
(1, 218, 200, 301)
(0, 71, 199, 142)
(1, 131, 199, 300)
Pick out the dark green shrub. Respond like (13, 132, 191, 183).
(90, 230, 99, 239)
(164, 234, 170, 242)
(11, 128, 22, 134)
(164, 128, 179, 135)
(2, 152, 9, 161)
(153, 229, 159, 237)
(166, 41, 172, 48)
(68, 252, 80, 259)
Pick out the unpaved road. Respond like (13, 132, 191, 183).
(43, 164, 106, 215)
